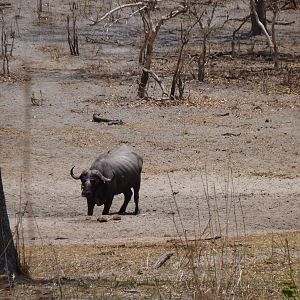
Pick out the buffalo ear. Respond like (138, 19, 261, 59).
(80, 170, 89, 180)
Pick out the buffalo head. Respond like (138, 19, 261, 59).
(70, 166, 111, 198)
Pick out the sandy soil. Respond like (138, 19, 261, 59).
(0, 1, 299, 246)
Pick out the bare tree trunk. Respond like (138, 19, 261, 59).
(139, 31, 149, 65)
(271, 3, 279, 69)
(137, 69, 150, 98)
(67, 11, 79, 56)
(0, 168, 20, 279)
(170, 41, 185, 99)
(170, 24, 190, 100)
(250, 0, 274, 57)
(137, 28, 158, 98)
(90, 2, 188, 99)
(37, 0, 42, 13)
(137, 3, 188, 99)
(1, 25, 10, 76)
(198, 34, 207, 81)
(251, 0, 267, 36)
(190, 3, 218, 82)
(37, 0, 42, 20)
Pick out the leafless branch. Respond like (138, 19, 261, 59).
(232, 14, 251, 56)
(89, 2, 146, 26)
(170, 21, 195, 100)
(103, 5, 147, 34)
(159, 4, 188, 25)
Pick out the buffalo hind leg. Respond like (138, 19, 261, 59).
(118, 189, 133, 214)
(87, 198, 95, 216)
(133, 182, 141, 215)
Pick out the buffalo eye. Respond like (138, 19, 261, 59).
(90, 177, 100, 183)
(80, 178, 87, 188)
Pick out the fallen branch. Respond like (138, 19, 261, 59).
(153, 251, 174, 268)
(0, 3, 11, 8)
(267, 19, 295, 26)
(31, 91, 44, 106)
(203, 235, 222, 241)
(143, 68, 168, 97)
(170, 235, 222, 244)
(215, 112, 229, 117)
(92, 113, 124, 125)
(222, 132, 241, 137)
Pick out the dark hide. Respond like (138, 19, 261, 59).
(71, 144, 143, 216)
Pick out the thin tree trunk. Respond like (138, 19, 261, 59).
(232, 15, 251, 57)
(137, 29, 158, 98)
(37, 0, 42, 12)
(271, 4, 279, 69)
(251, 0, 267, 36)
(170, 24, 188, 100)
(170, 46, 184, 99)
(67, 13, 79, 56)
(198, 35, 207, 81)
(0, 168, 20, 278)
(250, 0, 274, 54)
(137, 68, 150, 98)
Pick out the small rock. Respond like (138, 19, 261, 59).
(85, 216, 92, 221)
(97, 216, 108, 222)
(111, 215, 121, 221)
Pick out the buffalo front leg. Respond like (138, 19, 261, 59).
(118, 189, 133, 214)
(102, 195, 113, 215)
(87, 198, 95, 216)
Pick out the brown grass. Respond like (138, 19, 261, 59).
(1, 232, 299, 299)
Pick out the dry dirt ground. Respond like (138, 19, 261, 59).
(0, 1, 299, 297)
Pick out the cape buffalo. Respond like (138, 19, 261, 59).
(70, 144, 143, 216)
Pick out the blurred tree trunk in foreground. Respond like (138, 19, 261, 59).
(0, 168, 19, 279)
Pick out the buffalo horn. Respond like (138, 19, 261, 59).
(70, 166, 81, 180)
(93, 170, 111, 182)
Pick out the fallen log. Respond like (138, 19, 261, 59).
(222, 132, 241, 137)
(93, 113, 124, 125)
(153, 252, 174, 269)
